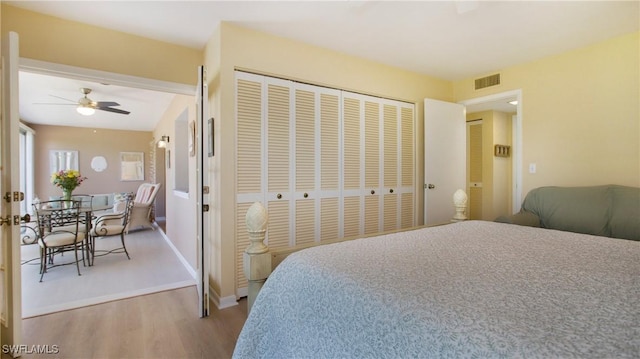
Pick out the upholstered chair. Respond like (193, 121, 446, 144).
(128, 183, 161, 231)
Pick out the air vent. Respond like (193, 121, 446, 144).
(475, 74, 501, 90)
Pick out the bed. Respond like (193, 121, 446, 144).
(233, 220, 639, 358)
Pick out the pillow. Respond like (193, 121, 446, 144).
(136, 186, 151, 203)
(113, 200, 126, 213)
(92, 195, 108, 207)
(609, 185, 640, 241)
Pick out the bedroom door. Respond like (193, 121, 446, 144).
(1, 31, 23, 351)
(424, 98, 466, 225)
(195, 66, 210, 317)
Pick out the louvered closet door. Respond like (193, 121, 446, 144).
(235, 71, 416, 295)
(319, 90, 341, 242)
(235, 72, 264, 292)
(381, 101, 415, 231)
(400, 106, 415, 228)
(342, 95, 362, 238)
(363, 99, 381, 234)
(294, 85, 316, 246)
(383, 103, 399, 231)
(265, 78, 291, 250)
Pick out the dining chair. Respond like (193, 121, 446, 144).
(33, 199, 85, 282)
(70, 194, 94, 209)
(71, 193, 94, 234)
(89, 194, 135, 263)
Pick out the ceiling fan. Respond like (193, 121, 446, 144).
(37, 87, 131, 116)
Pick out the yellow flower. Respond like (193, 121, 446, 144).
(51, 170, 87, 191)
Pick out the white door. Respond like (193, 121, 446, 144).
(424, 98, 466, 225)
(195, 66, 210, 317)
(1, 31, 23, 352)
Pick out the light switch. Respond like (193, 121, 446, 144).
(529, 163, 537, 174)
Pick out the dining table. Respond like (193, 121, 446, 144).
(35, 203, 112, 267)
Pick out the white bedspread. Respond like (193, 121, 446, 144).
(233, 221, 640, 358)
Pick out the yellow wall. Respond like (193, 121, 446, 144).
(491, 111, 512, 218)
(455, 31, 640, 196)
(6, 3, 638, 305)
(205, 22, 453, 300)
(1, 5, 202, 85)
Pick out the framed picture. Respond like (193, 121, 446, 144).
(208, 117, 214, 157)
(120, 152, 144, 181)
(188, 120, 196, 157)
(49, 149, 78, 175)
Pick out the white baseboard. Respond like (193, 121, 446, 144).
(210, 284, 238, 309)
(159, 226, 239, 310)
(236, 286, 248, 299)
(157, 224, 198, 280)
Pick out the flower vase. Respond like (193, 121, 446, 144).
(62, 189, 73, 208)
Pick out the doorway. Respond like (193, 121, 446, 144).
(461, 90, 522, 218)
(17, 59, 198, 317)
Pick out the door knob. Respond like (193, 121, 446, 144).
(428, 184, 435, 189)
(0, 216, 11, 226)
(20, 213, 31, 223)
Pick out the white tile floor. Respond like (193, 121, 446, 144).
(21, 227, 195, 318)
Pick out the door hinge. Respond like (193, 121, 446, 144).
(0, 216, 11, 226)
(4, 191, 23, 203)
(202, 186, 209, 194)
(202, 204, 210, 212)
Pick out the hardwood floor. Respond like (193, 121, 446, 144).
(10, 286, 247, 359)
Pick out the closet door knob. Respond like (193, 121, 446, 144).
(370, 190, 375, 195)
(389, 189, 394, 194)
(303, 193, 308, 198)
(276, 193, 282, 199)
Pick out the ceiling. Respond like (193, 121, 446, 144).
(10, 1, 639, 130)
(19, 71, 177, 131)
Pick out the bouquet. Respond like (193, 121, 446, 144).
(51, 169, 87, 192)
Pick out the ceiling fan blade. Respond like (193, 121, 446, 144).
(95, 101, 120, 107)
(49, 94, 77, 103)
(98, 107, 130, 115)
(33, 102, 76, 105)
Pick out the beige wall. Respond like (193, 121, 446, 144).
(205, 22, 454, 300)
(455, 31, 640, 196)
(2, 5, 202, 85)
(29, 124, 152, 200)
(153, 94, 197, 270)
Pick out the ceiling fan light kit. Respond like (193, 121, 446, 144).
(77, 105, 95, 116)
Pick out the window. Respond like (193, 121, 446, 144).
(20, 124, 35, 214)
(174, 108, 189, 193)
